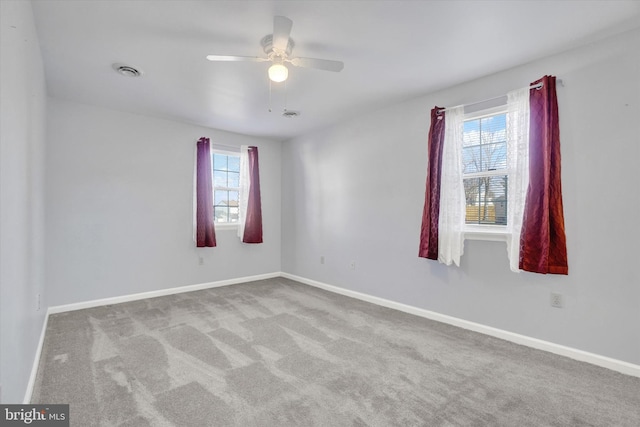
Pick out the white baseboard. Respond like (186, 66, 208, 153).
(47, 272, 280, 314)
(23, 312, 49, 404)
(281, 272, 640, 378)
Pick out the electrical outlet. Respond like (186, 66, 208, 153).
(550, 292, 563, 308)
(37, 293, 41, 311)
(320, 256, 325, 265)
(198, 256, 204, 266)
(349, 261, 356, 270)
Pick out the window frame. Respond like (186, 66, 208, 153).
(211, 147, 241, 230)
(462, 105, 510, 242)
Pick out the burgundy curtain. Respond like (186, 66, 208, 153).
(419, 107, 446, 259)
(195, 137, 216, 247)
(519, 76, 568, 274)
(242, 146, 263, 243)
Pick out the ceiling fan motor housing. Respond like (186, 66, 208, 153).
(261, 35, 294, 58)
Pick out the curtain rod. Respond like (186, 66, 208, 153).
(436, 79, 563, 115)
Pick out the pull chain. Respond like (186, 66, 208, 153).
(283, 79, 288, 112)
(268, 79, 272, 112)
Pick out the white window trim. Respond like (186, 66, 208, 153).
(212, 147, 240, 156)
(463, 104, 507, 120)
(214, 223, 238, 230)
(462, 105, 509, 242)
(464, 225, 509, 242)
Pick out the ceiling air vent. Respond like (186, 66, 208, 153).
(112, 63, 143, 77)
(282, 110, 301, 118)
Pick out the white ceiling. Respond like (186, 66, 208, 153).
(31, 0, 640, 140)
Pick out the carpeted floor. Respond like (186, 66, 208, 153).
(31, 277, 640, 426)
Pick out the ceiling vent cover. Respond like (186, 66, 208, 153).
(282, 110, 301, 118)
(113, 63, 143, 77)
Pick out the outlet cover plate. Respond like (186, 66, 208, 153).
(550, 292, 563, 308)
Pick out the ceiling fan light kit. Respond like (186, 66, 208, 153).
(268, 63, 288, 83)
(206, 16, 344, 84)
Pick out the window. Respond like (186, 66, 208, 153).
(212, 151, 240, 224)
(421, 78, 564, 271)
(462, 108, 508, 228)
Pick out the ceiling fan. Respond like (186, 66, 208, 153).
(206, 16, 344, 83)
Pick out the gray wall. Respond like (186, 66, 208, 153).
(281, 29, 640, 365)
(4, 4, 638, 403)
(45, 99, 282, 306)
(0, 0, 48, 402)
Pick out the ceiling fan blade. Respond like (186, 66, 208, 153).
(272, 16, 293, 52)
(206, 54, 268, 62)
(289, 57, 344, 72)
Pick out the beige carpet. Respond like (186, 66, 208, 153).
(31, 277, 640, 426)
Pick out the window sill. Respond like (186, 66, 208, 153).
(215, 223, 238, 230)
(464, 226, 509, 242)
